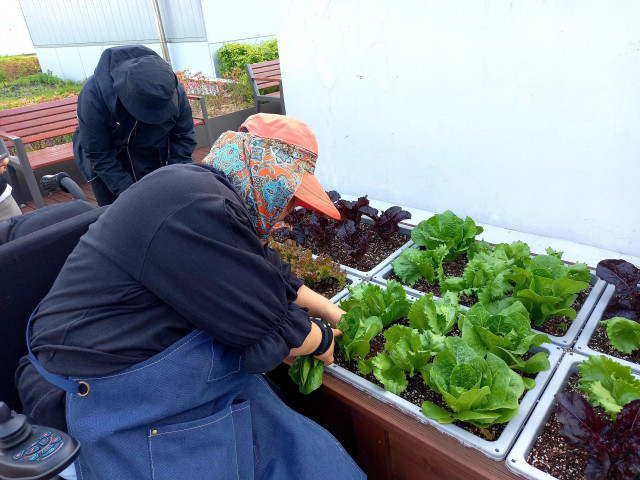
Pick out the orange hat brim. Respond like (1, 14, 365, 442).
(294, 171, 340, 220)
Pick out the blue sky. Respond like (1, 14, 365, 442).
(1, 0, 35, 55)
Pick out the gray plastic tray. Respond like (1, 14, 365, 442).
(506, 352, 640, 479)
(327, 282, 564, 461)
(574, 283, 640, 374)
(328, 274, 363, 303)
(373, 262, 606, 348)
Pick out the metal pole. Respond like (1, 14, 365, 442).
(151, 0, 171, 65)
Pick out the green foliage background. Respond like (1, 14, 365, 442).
(0, 54, 41, 82)
(216, 38, 279, 104)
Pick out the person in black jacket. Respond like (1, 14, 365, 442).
(17, 114, 366, 479)
(0, 153, 22, 222)
(73, 45, 197, 206)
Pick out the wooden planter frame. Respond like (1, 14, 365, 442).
(269, 361, 519, 480)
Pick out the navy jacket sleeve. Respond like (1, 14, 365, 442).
(168, 85, 197, 164)
(264, 245, 305, 291)
(75, 80, 134, 195)
(134, 180, 310, 373)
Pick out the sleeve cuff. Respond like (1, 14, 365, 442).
(241, 304, 311, 373)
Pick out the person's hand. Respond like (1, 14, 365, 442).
(323, 302, 346, 329)
(314, 328, 342, 366)
(0, 156, 9, 175)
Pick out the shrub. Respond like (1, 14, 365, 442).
(216, 39, 279, 75)
(0, 54, 41, 82)
(216, 39, 279, 104)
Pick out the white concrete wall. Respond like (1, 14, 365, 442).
(275, 0, 640, 258)
(33, 44, 165, 81)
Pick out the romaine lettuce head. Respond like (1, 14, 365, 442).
(408, 291, 462, 336)
(506, 255, 590, 326)
(422, 337, 525, 428)
(336, 305, 383, 361)
(458, 302, 551, 375)
(338, 280, 410, 327)
(410, 210, 483, 261)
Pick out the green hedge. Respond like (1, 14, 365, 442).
(0, 55, 41, 83)
(216, 39, 279, 105)
(217, 38, 279, 75)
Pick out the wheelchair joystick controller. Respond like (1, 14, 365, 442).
(0, 402, 80, 480)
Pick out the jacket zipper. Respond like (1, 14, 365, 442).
(127, 120, 139, 182)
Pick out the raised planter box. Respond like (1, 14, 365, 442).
(574, 283, 640, 374)
(373, 263, 606, 348)
(327, 282, 564, 462)
(269, 359, 522, 480)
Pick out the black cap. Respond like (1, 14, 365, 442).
(112, 55, 179, 124)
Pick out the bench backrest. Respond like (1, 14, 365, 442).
(0, 96, 78, 148)
(246, 59, 282, 91)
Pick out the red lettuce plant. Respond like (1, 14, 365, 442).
(276, 191, 411, 269)
(369, 206, 412, 242)
(596, 259, 640, 319)
(555, 392, 640, 480)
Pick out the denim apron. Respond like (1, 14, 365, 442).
(27, 319, 366, 480)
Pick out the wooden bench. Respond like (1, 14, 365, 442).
(0, 94, 210, 208)
(245, 59, 286, 115)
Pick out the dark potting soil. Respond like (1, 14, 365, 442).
(333, 318, 536, 443)
(587, 293, 640, 364)
(527, 374, 616, 480)
(311, 277, 345, 301)
(386, 254, 477, 307)
(386, 253, 593, 337)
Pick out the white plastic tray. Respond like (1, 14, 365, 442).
(327, 282, 564, 461)
(574, 283, 640, 374)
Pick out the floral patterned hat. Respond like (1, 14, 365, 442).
(203, 114, 340, 240)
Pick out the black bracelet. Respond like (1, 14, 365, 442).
(309, 318, 334, 357)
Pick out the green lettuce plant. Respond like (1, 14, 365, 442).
(421, 336, 526, 434)
(600, 317, 640, 354)
(577, 354, 640, 420)
(391, 245, 447, 286)
(371, 325, 446, 395)
(442, 241, 531, 306)
(458, 301, 551, 380)
(407, 291, 463, 336)
(506, 254, 591, 326)
(410, 210, 484, 261)
(338, 280, 410, 327)
(289, 355, 325, 394)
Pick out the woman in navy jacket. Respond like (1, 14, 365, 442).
(73, 45, 197, 206)
(19, 114, 366, 479)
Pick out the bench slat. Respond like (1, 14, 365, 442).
(248, 59, 281, 69)
(25, 143, 75, 169)
(11, 122, 78, 145)
(3, 111, 77, 132)
(2, 93, 210, 209)
(0, 96, 78, 118)
(3, 105, 77, 126)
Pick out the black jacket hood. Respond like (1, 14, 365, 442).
(92, 45, 163, 115)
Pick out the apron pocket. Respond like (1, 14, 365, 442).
(148, 400, 254, 480)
